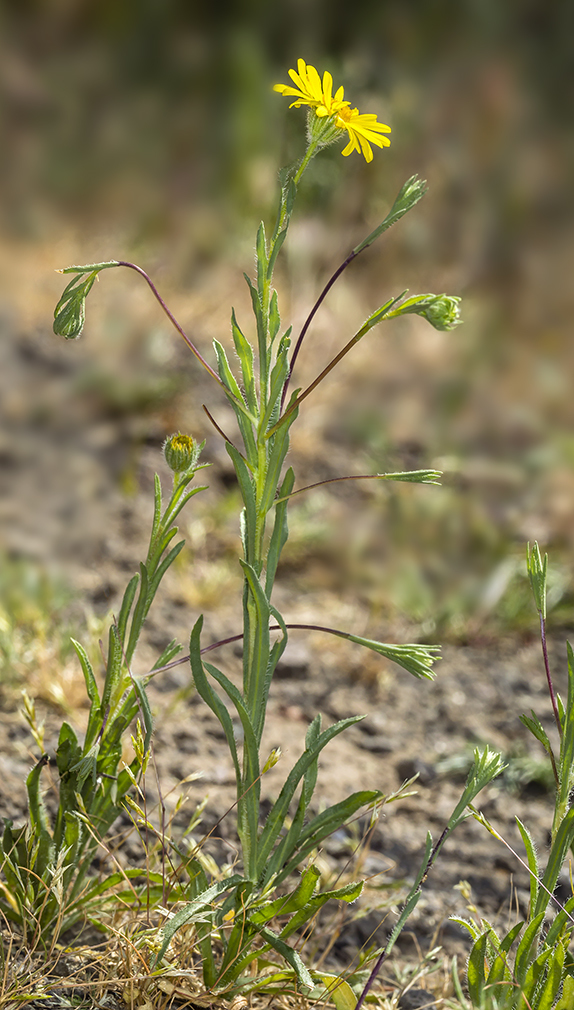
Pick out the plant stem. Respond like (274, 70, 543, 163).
(539, 610, 562, 737)
(281, 248, 357, 410)
(116, 261, 225, 390)
(354, 826, 450, 1010)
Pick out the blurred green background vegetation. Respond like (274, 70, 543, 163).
(1, 0, 574, 663)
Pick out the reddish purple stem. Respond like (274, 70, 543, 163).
(147, 623, 354, 677)
(280, 249, 357, 411)
(116, 261, 224, 390)
(539, 610, 562, 737)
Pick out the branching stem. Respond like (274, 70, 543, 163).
(116, 260, 225, 391)
(281, 248, 357, 410)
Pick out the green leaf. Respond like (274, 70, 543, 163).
(544, 893, 574, 948)
(516, 817, 540, 912)
(352, 175, 428, 255)
(239, 560, 272, 737)
(257, 924, 314, 990)
(152, 874, 245, 967)
(273, 791, 383, 886)
(250, 865, 321, 924)
(203, 659, 261, 876)
(26, 755, 53, 876)
(53, 261, 119, 339)
(467, 931, 489, 1006)
(256, 715, 365, 876)
(129, 673, 153, 755)
(278, 880, 363, 940)
(125, 562, 149, 666)
(256, 221, 268, 298)
(378, 469, 442, 485)
(101, 623, 124, 715)
(518, 947, 554, 1010)
(260, 419, 296, 516)
(243, 271, 267, 371)
(526, 541, 547, 618)
(558, 642, 574, 813)
(345, 635, 441, 681)
(265, 467, 295, 597)
(148, 538, 186, 602)
(267, 228, 288, 280)
(53, 272, 98, 339)
(450, 916, 482, 943)
(116, 575, 139, 647)
(226, 443, 257, 563)
(260, 332, 291, 434)
(514, 911, 546, 985)
(188, 619, 241, 793)
(231, 309, 257, 413)
(316, 974, 357, 1010)
(520, 711, 554, 756)
(555, 972, 574, 1010)
(213, 339, 245, 402)
(536, 808, 574, 918)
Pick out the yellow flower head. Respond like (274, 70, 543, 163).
(274, 59, 391, 163)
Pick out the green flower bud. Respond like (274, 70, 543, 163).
(163, 433, 197, 473)
(387, 293, 462, 332)
(418, 294, 462, 331)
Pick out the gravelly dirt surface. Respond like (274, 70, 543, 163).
(0, 311, 569, 990)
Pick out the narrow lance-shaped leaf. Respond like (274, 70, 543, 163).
(152, 874, 245, 967)
(527, 541, 547, 618)
(256, 716, 365, 874)
(231, 309, 257, 414)
(352, 175, 428, 255)
(516, 816, 540, 913)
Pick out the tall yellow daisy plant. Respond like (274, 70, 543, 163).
(45, 60, 499, 1000)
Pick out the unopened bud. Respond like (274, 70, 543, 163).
(388, 293, 462, 332)
(262, 747, 282, 774)
(418, 294, 462, 331)
(163, 433, 197, 473)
